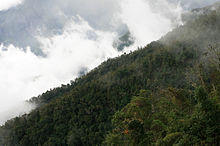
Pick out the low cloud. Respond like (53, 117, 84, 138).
(0, 17, 119, 125)
(119, 0, 182, 47)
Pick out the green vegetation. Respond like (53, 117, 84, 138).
(0, 5, 220, 146)
(103, 85, 220, 145)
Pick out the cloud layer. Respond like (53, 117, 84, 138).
(119, 0, 182, 47)
(0, 17, 119, 125)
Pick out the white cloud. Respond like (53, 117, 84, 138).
(119, 0, 182, 49)
(0, 16, 119, 125)
(0, 0, 23, 11)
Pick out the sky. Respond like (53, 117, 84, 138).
(0, 0, 219, 125)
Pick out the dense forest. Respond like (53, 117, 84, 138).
(0, 4, 220, 146)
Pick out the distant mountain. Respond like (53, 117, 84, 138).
(0, 3, 220, 146)
(113, 31, 134, 51)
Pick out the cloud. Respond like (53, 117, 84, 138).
(0, 16, 119, 125)
(0, 0, 120, 52)
(0, 0, 182, 52)
(0, 0, 187, 124)
(0, 0, 216, 52)
(0, 0, 23, 11)
(119, 0, 182, 47)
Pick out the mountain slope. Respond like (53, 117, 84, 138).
(162, 5, 220, 50)
(0, 4, 220, 146)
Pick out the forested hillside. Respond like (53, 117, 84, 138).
(0, 4, 220, 146)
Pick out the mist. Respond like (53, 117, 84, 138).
(0, 0, 217, 125)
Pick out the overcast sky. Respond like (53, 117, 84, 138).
(0, 0, 219, 125)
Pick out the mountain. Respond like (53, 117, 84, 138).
(0, 4, 220, 146)
(163, 3, 220, 50)
(113, 31, 134, 51)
